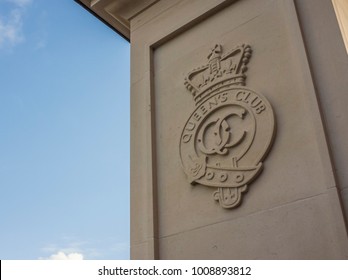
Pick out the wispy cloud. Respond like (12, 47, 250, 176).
(0, 0, 32, 48)
(35, 38, 46, 50)
(41, 240, 86, 253)
(6, 0, 32, 7)
(41, 251, 84, 260)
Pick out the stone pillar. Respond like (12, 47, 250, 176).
(128, 0, 348, 259)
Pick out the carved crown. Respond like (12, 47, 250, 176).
(184, 44, 252, 105)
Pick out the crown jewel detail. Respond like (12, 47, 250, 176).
(184, 44, 252, 105)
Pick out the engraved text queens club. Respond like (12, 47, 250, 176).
(179, 44, 275, 209)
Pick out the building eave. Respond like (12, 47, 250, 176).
(74, 0, 160, 42)
(75, 0, 130, 41)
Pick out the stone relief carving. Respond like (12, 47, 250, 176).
(179, 44, 276, 209)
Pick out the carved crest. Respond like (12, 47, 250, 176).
(179, 44, 275, 208)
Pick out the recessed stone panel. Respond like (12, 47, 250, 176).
(151, 0, 348, 258)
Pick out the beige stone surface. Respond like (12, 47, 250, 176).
(131, 0, 347, 259)
(158, 189, 348, 259)
(128, 0, 348, 259)
(150, 0, 348, 259)
(332, 0, 348, 53)
(294, 0, 348, 218)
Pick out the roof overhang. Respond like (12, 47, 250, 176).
(75, 0, 160, 41)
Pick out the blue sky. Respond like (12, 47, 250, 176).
(0, 0, 130, 259)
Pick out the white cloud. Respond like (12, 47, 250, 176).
(39, 238, 129, 260)
(0, 0, 32, 48)
(46, 251, 84, 260)
(40, 240, 87, 260)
